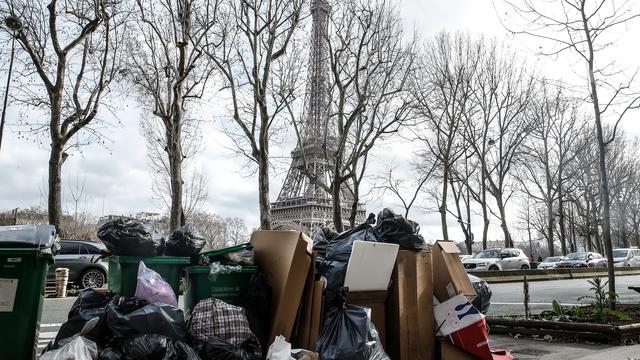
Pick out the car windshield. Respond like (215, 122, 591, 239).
(543, 256, 562, 263)
(474, 250, 501, 259)
(566, 253, 586, 260)
(613, 250, 629, 258)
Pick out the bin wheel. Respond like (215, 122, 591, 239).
(81, 269, 106, 289)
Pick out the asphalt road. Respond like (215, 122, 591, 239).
(487, 274, 640, 315)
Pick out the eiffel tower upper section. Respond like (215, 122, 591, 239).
(271, 0, 365, 232)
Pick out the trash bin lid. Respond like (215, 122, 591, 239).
(0, 224, 56, 249)
(200, 243, 253, 259)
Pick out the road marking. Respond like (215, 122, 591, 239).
(492, 302, 581, 306)
(40, 323, 63, 328)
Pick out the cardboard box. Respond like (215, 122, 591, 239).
(434, 294, 484, 336)
(439, 339, 478, 360)
(347, 290, 388, 348)
(251, 230, 313, 344)
(432, 241, 476, 302)
(386, 250, 434, 360)
(293, 251, 324, 351)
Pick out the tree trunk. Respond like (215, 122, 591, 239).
(581, 6, 615, 306)
(48, 138, 64, 234)
(258, 153, 271, 230)
(558, 189, 568, 255)
(440, 164, 449, 240)
(332, 180, 343, 232)
(167, 127, 183, 231)
(496, 194, 512, 247)
(348, 185, 360, 228)
(481, 175, 489, 250)
(547, 198, 555, 257)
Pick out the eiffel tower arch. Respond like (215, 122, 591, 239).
(271, 0, 365, 233)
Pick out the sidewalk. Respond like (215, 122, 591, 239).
(491, 334, 640, 360)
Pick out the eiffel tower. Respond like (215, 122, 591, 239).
(271, 0, 365, 233)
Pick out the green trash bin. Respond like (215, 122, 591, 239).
(183, 265, 258, 313)
(0, 225, 55, 360)
(107, 256, 190, 297)
(183, 243, 257, 313)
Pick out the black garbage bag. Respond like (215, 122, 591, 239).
(99, 347, 123, 360)
(106, 301, 187, 341)
(317, 259, 348, 292)
(238, 273, 271, 353)
(53, 289, 114, 348)
(199, 337, 262, 360)
(468, 274, 492, 314)
(123, 334, 176, 360)
(374, 208, 426, 251)
(317, 287, 369, 360)
(166, 224, 206, 257)
(97, 218, 160, 256)
(312, 226, 339, 262)
(325, 223, 380, 262)
(175, 340, 203, 360)
(111, 294, 149, 314)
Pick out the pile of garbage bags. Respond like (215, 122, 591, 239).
(42, 290, 266, 360)
(97, 219, 205, 257)
(314, 208, 426, 293)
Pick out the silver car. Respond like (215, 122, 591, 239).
(538, 256, 565, 269)
(463, 248, 531, 271)
(612, 248, 640, 267)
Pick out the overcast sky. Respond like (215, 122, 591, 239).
(1, 0, 639, 244)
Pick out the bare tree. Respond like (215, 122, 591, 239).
(467, 39, 535, 248)
(124, 0, 219, 231)
(0, 0, 126, 233)
(519, 83, 586, 255)
(205, 0, 305, 230)
(501, 0, 640, 307)
(373, 165, 433, 218)
(411, 31, 479, 240)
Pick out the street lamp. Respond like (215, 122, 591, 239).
(0, 15, 23, 153)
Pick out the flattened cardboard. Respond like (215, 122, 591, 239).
(347, 290, 388, 348)
(439, 339, 479, 360)
(251, 230, 313, 344)
(387, 250, 434, 360)
(432, 241, 476, 302)
(344, 241, 399, 291)
(308, 278, 325, 351)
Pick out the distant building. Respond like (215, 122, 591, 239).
(135, 212, 162, 222)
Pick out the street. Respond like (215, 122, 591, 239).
(487, 274, 640, 315)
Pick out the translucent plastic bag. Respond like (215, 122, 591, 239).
(41, 319, 100, 360)
(40, 336, 98, 360)
(134, 261, 178, 307)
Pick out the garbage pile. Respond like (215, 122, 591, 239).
(41, 209, 512, 360)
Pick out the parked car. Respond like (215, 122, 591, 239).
(459, 254, 474, 261)
(537, 256, 566, 269)
(612, 248, 640, 267)
(462, 248, 531, 271)
(555, 252, 607, 268)
(47, 240, 108, 289)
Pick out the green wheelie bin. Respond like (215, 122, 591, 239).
(0, 224, 56, 360)
(107, 256, 191, 297)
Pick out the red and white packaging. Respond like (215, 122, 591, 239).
(447, 318, 492, 360)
